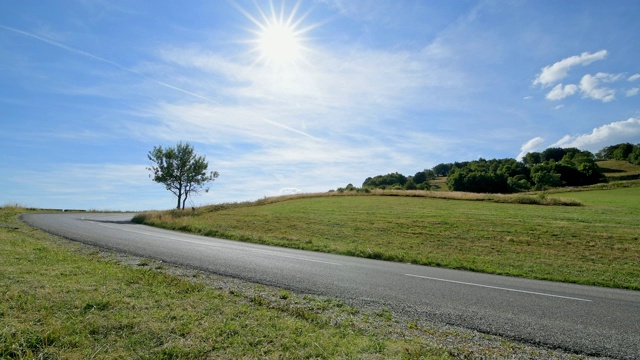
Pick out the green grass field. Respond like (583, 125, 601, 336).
(137, 182, 640, 290)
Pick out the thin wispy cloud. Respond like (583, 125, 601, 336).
(146, 36, 469, 165)
(0, 24, 321, 140)
(6, 164, 162, 210)
(626, 88, 639, 97)
(0, 25, 130, 71)
(0, 24, 224, 103)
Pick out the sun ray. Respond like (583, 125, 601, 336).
(233, 0, 319, 68)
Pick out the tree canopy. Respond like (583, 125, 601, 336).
(363, 172, 408, 189)
(362, 170, 434, 190)
(445, 151, 605, 192)
(147, 142, 219, 209)
(344, 144, 634, 194)
(596, 143, 640, 165)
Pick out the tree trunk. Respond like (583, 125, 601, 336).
(176, 193, 182, 209)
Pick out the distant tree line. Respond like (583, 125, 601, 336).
(595, 143, 640, 165)
(361, 170, 436, 191)
(341, 143, 638, 194)
(447, 148, 604, 192)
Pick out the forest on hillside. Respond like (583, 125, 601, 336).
(341, 143, 640, 194)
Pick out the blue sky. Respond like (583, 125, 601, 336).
(2, 0, 639, 211)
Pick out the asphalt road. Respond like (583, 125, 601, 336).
(22, 212, 640, 359)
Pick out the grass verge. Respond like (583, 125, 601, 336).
(135, 184, 640, 290)
(1, 206, 588, 359)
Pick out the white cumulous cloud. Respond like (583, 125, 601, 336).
(516, 136, 545, 160)
(542, 71, 626, 103)
(533, 50, 607, 87)
(533, 51, 636, 103)
(550, 117, 640, 152)
(545, 83, 577, 101)
(517, 118, 640, 160)
(626, 88, 639, 97)
(578, 73, 619, 102)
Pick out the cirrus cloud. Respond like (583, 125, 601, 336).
(626, 88, 639, 97)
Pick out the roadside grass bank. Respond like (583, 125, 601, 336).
(135, 183, 640, 290)
(1, 207, 590, 359)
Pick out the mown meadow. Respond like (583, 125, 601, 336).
(135, 181, 640, 290)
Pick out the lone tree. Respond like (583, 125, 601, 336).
(147, 142, 219, 209)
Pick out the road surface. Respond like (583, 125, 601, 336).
(22, 212, 640, 359)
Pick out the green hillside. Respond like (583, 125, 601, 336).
(137, 183, 640, 290)
(599, 159, 640, 180)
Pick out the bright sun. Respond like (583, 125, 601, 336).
(258, 22, 301, 65)
(239, 1, 315, 67)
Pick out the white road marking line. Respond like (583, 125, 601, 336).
(252, 250, 342, 266)
(87, 220, 341, 266)
(405, 274, 592, 302)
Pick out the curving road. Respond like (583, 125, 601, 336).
(22, 212, 640, 359)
